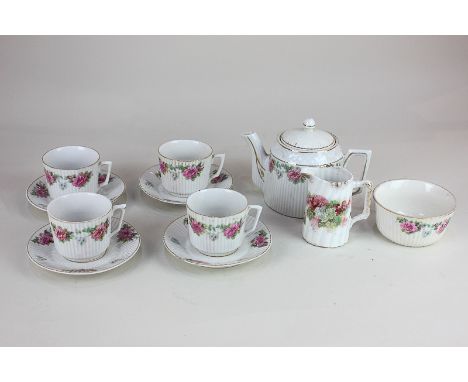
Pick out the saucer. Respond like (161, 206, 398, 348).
(26, 172, 126, 211)
(163, 216, 271, 268)
(27, 218, 140, 275)
(139, 164, 233, 205)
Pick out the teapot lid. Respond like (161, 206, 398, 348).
(278, 118, 337, 152)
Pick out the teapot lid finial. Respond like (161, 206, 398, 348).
(303, 118, 316, 128)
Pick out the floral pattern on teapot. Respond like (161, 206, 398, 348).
(268, 156, 307, 184)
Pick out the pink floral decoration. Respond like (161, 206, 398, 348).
(117, 224, 137, 242)
(268, 158, 275, 172)
(55, 226, 71, 242)
(44, 170, 56, 185)
(307, 195, 328, 210)
(211, 173, 228, 184)
(287, 168, 303, 183)
(436, 219, 450, 234)
(159, 161, 168, 175)
(33, 229, 54, 245)
(335, 200, 351, 215)
(223, 223, 241, 239)
(400, 221, 419, 234)
(251, 234, 267, 247)
(98, 173, 109, 185)
(182, 164, 203, 180)
(190, 219, 205, 235)
(32, 182, 49, 198)
(90, 222, 108, 241)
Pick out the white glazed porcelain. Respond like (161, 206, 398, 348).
(302, 167, 373, 247)
(28, 218, 140, 275)
(158, 140, 225, 196)
(164, 216, 271, 268)
(27, 172, 126, 211)
(186, 189, 262, 256)
(243, 117, 372, 218)
(139, 164, 232, 205)
(47, 193, 126, 262)
(373, 179, 455, 247)
(42, 146, 112, 199)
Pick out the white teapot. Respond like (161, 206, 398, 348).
(242, 117, 372, 218)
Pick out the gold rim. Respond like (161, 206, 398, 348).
(277, 130, 338, 153)
(163, 216, 272, 268)
(42, 145, 101, 171)
(158, 140, 214, 162)
(186, 189, 248, 218)
(27, 220, 141, 275)
(373, 179, 456, 219)
(47, 193, 113, 224)
(271, 152, 343, 167)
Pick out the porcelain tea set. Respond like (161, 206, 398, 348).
(26, 117, 456, 274)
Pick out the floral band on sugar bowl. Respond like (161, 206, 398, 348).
(397, 217, 450, 237)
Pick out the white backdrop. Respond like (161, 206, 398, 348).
(0, 36, 467, 345)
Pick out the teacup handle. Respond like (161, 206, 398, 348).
(110, 204, 126, 237)
(99, 161, 113, 187)
(209, 154, 226, 181)
(350, 180, 373, 227)
(244, 205, 263, 235)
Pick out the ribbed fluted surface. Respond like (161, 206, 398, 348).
(159, 157, 212, 196)
(43, 163, 100, 199)
(263, 171, 308, 218)
(28, 219, 140, 275)
(375, 205, 453, 247)
(187, 209, 250, 256)
(48, 213, 112, 262)
(164, 216, 271, 268)
(302, 177, 354, 248)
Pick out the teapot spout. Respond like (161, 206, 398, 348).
(242, 132, 268, 191)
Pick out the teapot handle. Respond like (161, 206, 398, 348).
(343, 149, 372, 181)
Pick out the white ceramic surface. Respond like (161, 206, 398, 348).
(139, 164, 232, 205)
(158, 140, 225, 196)
(186, 189, 262, 256)
(302, 167, 373, 247)
(47, 193, 126, 262)
(374, 179, 456, 247)
(164, 216, 271, 268)
(242, 118, 372, 218)
(27, 172, 126, 211)
(42, 146, 112, 199)
(3, 36, 468, 347)
(27, 218, 140, 275)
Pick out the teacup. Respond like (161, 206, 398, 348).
(186, 189, 262, 256)
(47, 192, 126, 262)
(158, 140, 225, 196)
(42, 146, 112, 199)
(302, 167, 373, 247)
